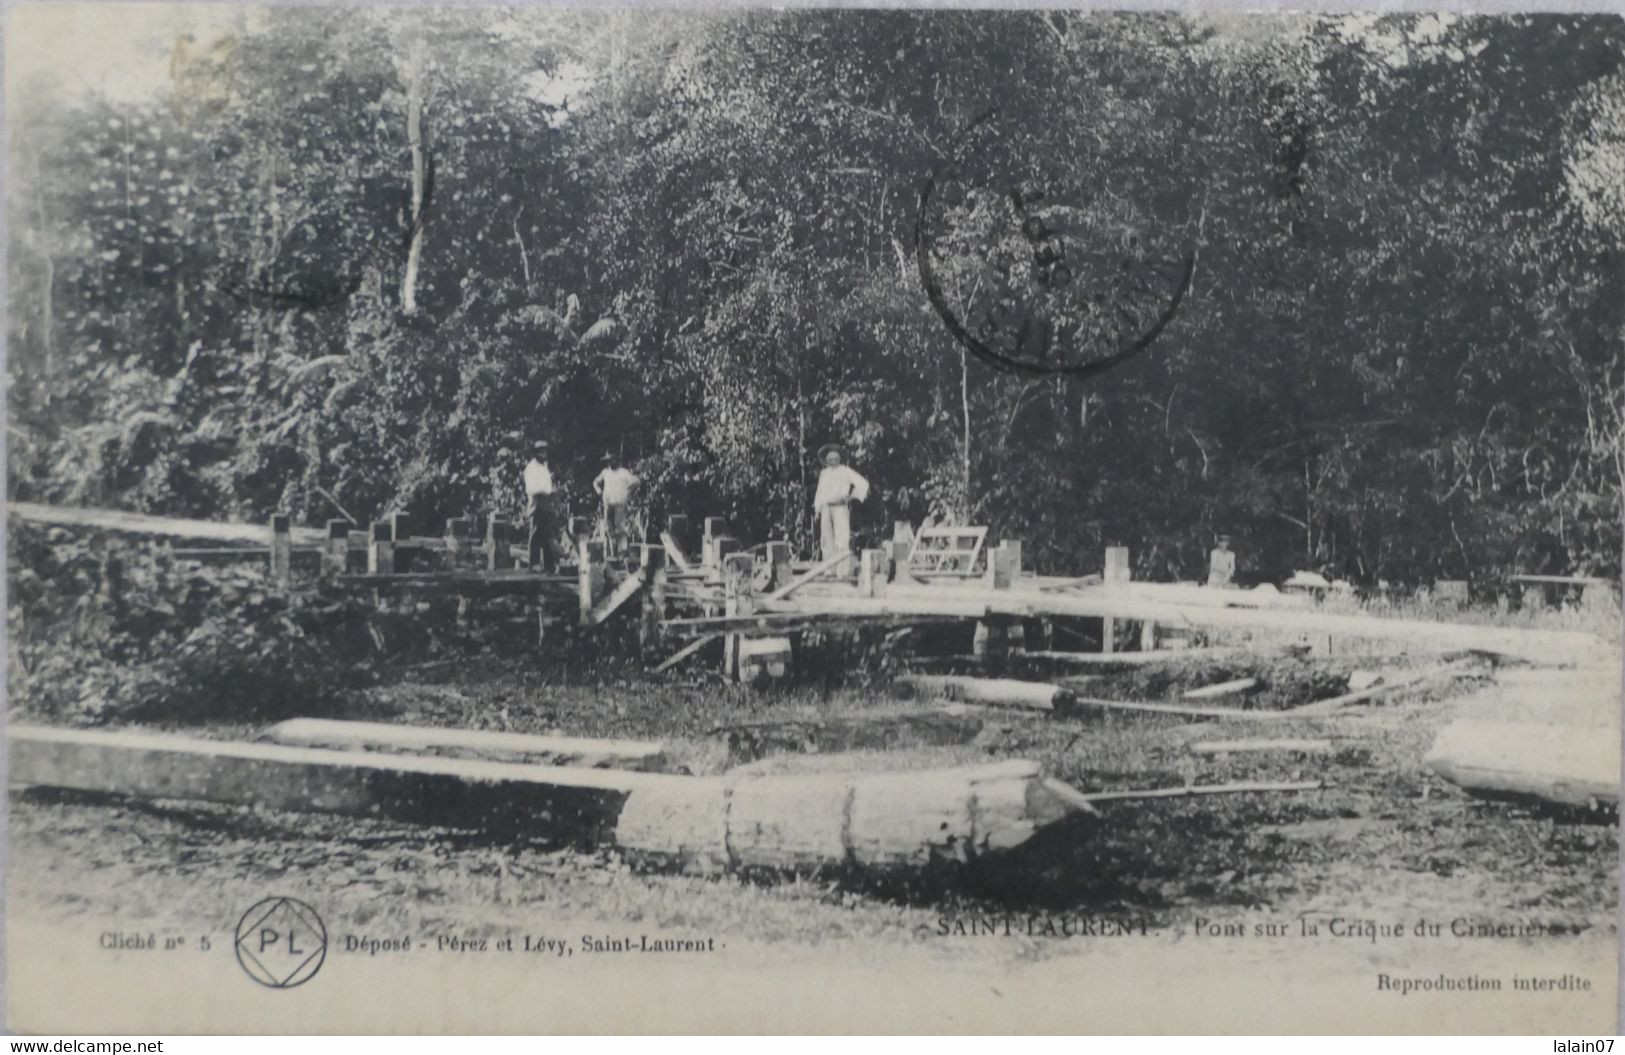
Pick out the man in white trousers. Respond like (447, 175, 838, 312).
(813, 442, 869, 563)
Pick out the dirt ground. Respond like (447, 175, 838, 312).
(9, 647, 1619, 967)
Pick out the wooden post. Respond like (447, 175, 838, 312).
(667, 515, 692, 558)
(322, 519, 351, 578)
(703, 516, 728, 547)
(389, 513, 413, 573)
(1103, 545, 1130, 654)
(858, 548, 886, 598)
(639, 545, 668, 657)
(571, 517, 591, 548)
(485, 515, 513, 571)
(707, 535, 740, 578)
(445, 517, 472, 570)
(723, 552, 755, 681)
(986, 542, 1018, 590)
(368, 520, 394, 575)
(887, 539, 913, 582)
(1140, 619, 1158, 652)
(973, 620, 1008, 664)
(764, 541, 792, 591)
(579, 539, 606, 625)
(269, 514, 292, 586)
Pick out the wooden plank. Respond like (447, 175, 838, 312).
(263, 719, 666, 770)
(1424, 719, 1619, 809)
(8, 501, 324, 545)
(1066, 696, 1320, 722)
(1183, 677, 1259, 701)
(651, 633, 722, 673)
(1511, 574, 1613, 586)
(660, 532, 694, 572)
(1287, 662, 1478, 715)
(760, 551, 852, 603)
(1022, 648, 1253, 667)
(767, 587, 1601, 665)
(587, 568, 646, 626)
(1188, 739, 1334, 757)
(1080, 780, 1323, 804)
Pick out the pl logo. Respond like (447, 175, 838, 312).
(235, 896, 328, 989)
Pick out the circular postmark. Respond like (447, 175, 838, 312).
(914, 108, 1198, 378)
(234, 896, 328, 989)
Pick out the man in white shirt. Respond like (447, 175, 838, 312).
(592, 452, 640, 558)
(524, 440, 562, 573)
(813, 443, 869, 563)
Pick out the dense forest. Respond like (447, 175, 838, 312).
(8, 9, 1623, 588)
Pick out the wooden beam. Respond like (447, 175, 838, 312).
(759, 552, 873, 603)
(269, 514, 292, 586)
(263, 719, 667, 770)
(1066, 696, 1321, 722)
(651, 633, 721, 674)
(8, 501, 325, 545)
(660, 532, 694, 572)
(1183, 677, 1259, 700)
(1288, 662, 1478, 715)
(1080, 780, 1323, 804)
(587, 568, 646, 626)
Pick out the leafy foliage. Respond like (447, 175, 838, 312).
(8, 11, 1622, 587)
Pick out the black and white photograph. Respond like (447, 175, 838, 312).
(4, 2, 1622, 1035)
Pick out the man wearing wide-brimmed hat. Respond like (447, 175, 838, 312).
(592, 451, 640, 558)
(812, 442, 869, 562)
(523, 440, 564, 573)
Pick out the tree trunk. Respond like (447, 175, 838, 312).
(401, 40, 429, 316)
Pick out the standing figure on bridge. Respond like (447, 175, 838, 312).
(592, 452, 640, 558)
(813, 443, 869, 563)
(524, 440, 564, 573)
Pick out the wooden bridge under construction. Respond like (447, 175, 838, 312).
(9, 500, 1602, 677)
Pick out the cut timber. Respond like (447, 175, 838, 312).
(651, 632, 722, 674)
(11, 501, 325, 545)
(718, 705, 989, 765)
(1022, 648, 1254, 667)
(1066, 696, 1321, 722)
(760, 551, 852, 603)
(585, 568, 645, 625)
(1425, 720, 1619, 810)
(772, 585, 1601, 665)
(7, 726, 1086, 875)
(660, 532, 694, 572)
(1183, 677, 1259, 701)
(1188, 739, 1334, 757)
(1288, 661, 1478, 715)
(1080, 780, 1323, 804)
(263, 719, 666, 770)
(896, 674, 1073, 712)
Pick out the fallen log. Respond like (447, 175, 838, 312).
(1424, 719, 1618, 810)
(8, 501, 323, 545)
(262, 719, 666, 770)
(8, 726, 1086, 874)
(717, 705, 989, 765)
(895, 674, 1074, 712)
(1183, 677, 1259, 700)
(1188, 738, 1334, 757)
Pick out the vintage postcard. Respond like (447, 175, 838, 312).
(5, 2, 1622, 1035)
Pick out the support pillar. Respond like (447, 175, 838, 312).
(270, 514, 292, 587)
